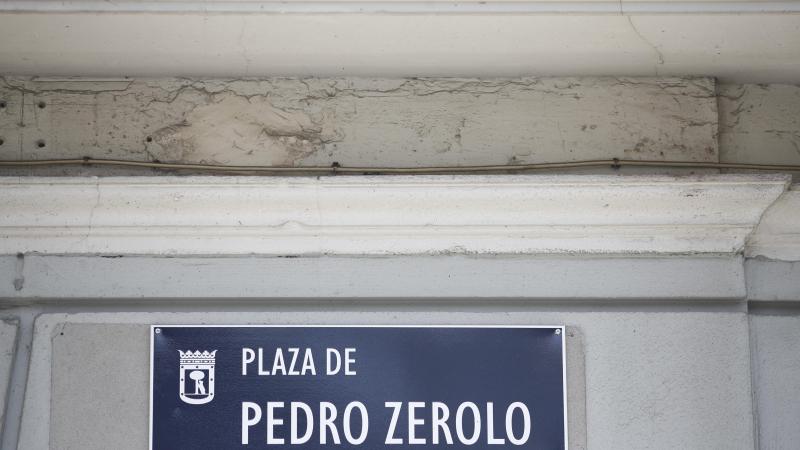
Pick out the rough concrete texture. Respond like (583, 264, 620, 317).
(27, 309, 754, 450)
(51, 324, 148, 450)
(750, 313, 800, 450)
(0, 318, 17, 436)
(0, 77, 718, 170)
(719, 84, 800, 174)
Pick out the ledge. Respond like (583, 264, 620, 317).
(0, 254, 746, 299)
(0, 174, 789, 256)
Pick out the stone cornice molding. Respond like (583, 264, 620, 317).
(0, 174, 790, 257)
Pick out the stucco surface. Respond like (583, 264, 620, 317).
(0, 318, 17, 437)
(750, 314, 800, 450)
(27, 309, 754, 450)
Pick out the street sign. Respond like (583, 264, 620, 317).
(150, 326, 567, 449)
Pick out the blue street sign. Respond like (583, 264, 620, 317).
(150, 326, 567, 449)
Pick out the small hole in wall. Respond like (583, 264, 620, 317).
(0, 138, 4, 146)
(36, 140, 46, 148)
(146, 136, 153, 143)
(37, 101, 46, 109)
(0, 101, 6, 108)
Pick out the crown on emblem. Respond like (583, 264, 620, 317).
(179, 350, 217, 364)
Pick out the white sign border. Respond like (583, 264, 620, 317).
(149, 324, 568, 450)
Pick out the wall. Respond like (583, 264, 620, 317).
(749, 309, 800, 450)
(719, 84, 800, 169)
(0, 177, 797, 450)
(1, 75, 800, 450)
(28, 307, 753, 450)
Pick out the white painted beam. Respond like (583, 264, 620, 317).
(0, 174, 789, 256)
(2, 1, 800, 14)
(0, 11, 799, 82)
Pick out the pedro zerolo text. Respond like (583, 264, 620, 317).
(240, 347, 533, 446)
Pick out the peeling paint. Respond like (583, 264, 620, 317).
(148, 94, 341, 165)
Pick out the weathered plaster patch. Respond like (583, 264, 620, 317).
(0, 77, 718, 170)
(148, 93, 340, 165)
(719, 84, 800, 168)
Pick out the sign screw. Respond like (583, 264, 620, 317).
(554, 329, 562, 335)
(155, 328, 161, 334)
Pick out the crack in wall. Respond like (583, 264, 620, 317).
(237, 17, 252, 76)
(626, 17, 665, 76)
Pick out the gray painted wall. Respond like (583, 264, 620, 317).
(3, 304, 757, 450)
(0, 260, 797, 450)
(750, 311, 800, 450)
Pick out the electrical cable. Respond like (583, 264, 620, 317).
(0, 157, 799, 174)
